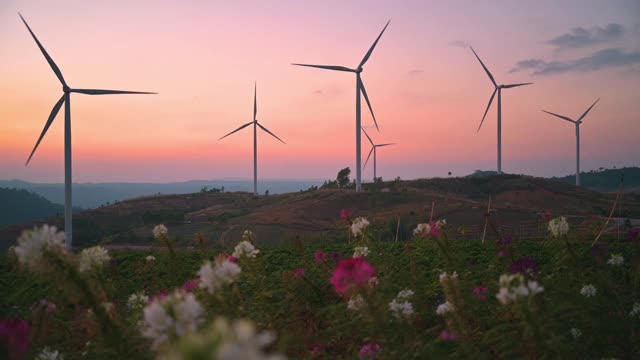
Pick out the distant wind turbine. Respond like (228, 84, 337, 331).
(293, 21, 390, 192)
(20, 13, 156, 248)
(470, 47, 532, 174)
(362, 127, 395, 181)
(219, 83, 285, 196)
(542, 98, 600, 186)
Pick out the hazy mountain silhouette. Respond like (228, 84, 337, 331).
(0, 188, 65, 228)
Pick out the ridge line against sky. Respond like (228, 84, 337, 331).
(1, 0, 639, 183)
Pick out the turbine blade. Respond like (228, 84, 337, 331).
(26, 95, 65, 165)
(502, 82, 533, 89)
(19, 13, 66, 86)
(359, 77, 379, 131)
(377, 143, 395, 147)
(364, 146, 374, 169)
(257, 123, 286, 144)
(541, 110, 575, 124)
(361, 127, 374, 146)
(291, 63, 355, 72)
(72, 89, 157, 95)
(470, 47, 497, 87)
(477, 88, 497, 133)
(578, 98, 600, 122)
(358, 20, 390, 68)
(219, 122, 253, 140)
(253, 82, 257, 121)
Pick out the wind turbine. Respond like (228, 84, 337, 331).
(362, 127, 395, 181)
(20, 13, 156, 248)
(542, 98, 600, 186)
(219, 83, 285, 196)
(292, 21, 390, 192)
(470, 47, 532, 174)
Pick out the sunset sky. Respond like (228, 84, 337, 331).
(1, 0, 639, 183)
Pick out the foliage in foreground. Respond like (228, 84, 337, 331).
(1, 215, 639, 359)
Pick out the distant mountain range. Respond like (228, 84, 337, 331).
(0, 188, 65, 228)
(0, 179, 324, 209)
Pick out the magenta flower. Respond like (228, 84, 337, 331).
(510, 257, 539, 274)
(314, 251, 327, 264)
(293, 267, 305, 280)
(330, 258, 376, 296)
(149, 289, 168, 304)
(471, 286, 488, 301)
(340, 209, 353, 220)
(440, 330, 457, 341)
(0, 319, 29, 355)
(627, 228, 640, 241)
(358, 342, 381, 359)
(428, 221, 442, 238)
(216, 253, 236, 264)
(181, 278, 200, 293)
(498, 250, 506, 257)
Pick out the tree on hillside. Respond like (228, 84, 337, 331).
(337, 167, 351, 188)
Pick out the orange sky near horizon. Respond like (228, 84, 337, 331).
(1, 0, 639, 183)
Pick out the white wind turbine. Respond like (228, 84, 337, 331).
(219, 83, 285, 196)
(470, 47, 532, 174)
(293, 21, 390, 192)
(542, 98, 600, 186)
(20, 13, 156, 248)
(362, 127, 395, 181)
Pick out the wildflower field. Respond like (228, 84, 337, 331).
(1, 215, 639, 359)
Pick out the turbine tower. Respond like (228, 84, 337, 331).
(293, 21, 390, 192)
(219, 83, 285, 196)
(362, 127, 395, 181)
(542, 98, 600, 186)
(20, 13, 156, 248)
(470, 47, 532, 174)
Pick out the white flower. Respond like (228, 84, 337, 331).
(141, 290, 204, 350)
(232, 241, 260, 259)
(78, 246, 110, 272)
(570, 328, 582, 339)
(14, 225, 66, 270)
(580, 284, 597, 298)
(496, 273, 543, 305)
(37, 347, 63, 360)
(436, 301, 454, 316)
(241, 230, 253, 242)
(153, 224, 168, 239)
(413, 223, 429, 236)
(439, 271, 458, 284)
(389, 289, 415, 319)
(350, 217, 370, 237)
(146, 255, 156, 262)
(548, 216, 570, 238)
(389, 298, 414, 319)
(436, 219, 447, 227)
(347, 295, 366, 311)
(213, 318, 285, 360)
(128, 292, 149, 311)
(606, 254, 624, 266)
(353, 246, 370, 258)
(630, 302, 640, 317)
(396, 289, 414, 300)
(198, 258, 242, 294)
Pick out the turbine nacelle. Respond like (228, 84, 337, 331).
(63, 85, 70, 93)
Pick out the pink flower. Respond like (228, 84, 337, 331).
(440, 330, 457, 341)
(293, 268, 305, 280)
(149, 289, 168, 304)
(428, 221, 442, 238)
(314, 251, 327, 264)
(0, 319, 29, 355)
(330, 258, 376, 296)
(182, 279, 199, 293)
(340, 209, 353, 220)
(216, 253, 236, 264)
(358, 342, 381, 359)
(471, 286, 488, 301)
(498, 250, 506, 257)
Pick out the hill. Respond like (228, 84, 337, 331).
(0, 188, 64, 228)
(1, 174, 638, 250)
(554, 167, 640, 192)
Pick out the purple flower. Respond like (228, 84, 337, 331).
(627, 228, 640, 241)
(440, 330, 457, 341)
(0, 319, 29, 355)
(358, 342, 381, 359)
(510, 257, 538, 274)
